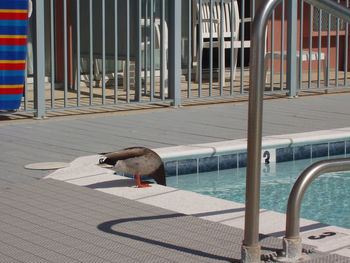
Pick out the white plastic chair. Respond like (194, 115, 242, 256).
(193, 0, 250, 83)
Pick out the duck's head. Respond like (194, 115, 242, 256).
(97, 157, 116, 168)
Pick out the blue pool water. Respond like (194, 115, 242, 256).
(167, 154, 350, 229)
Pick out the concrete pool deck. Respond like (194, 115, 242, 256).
(46, 128, 350, 258)
(1, 92, 350, 262)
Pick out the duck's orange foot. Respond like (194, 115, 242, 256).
(135, 175, 152, 188)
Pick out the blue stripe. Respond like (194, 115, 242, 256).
(0, 76, 24, 85)
(0, 45, 27, 52)
(0, 20, 27, 26)
(0, 26, 27, 35)
(0, 1, 28, 10)
(0, 99, 22, 110)
(0, 70, 25, 76)
(0, 51, 26, 60)
(0, 94, 22, 101)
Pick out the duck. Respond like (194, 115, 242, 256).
(98, 147, 166, 187)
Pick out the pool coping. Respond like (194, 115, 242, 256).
(45, 127, 350, 258)
(155, 127, 350, 161)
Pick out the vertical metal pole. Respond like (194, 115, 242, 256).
(345, 0, 349, 87)
(160, 0, 166, 100)
(63, 0, 68, 106)
(102, 0, 106, 104)
(242, 0, 281, 262)
(114, 0, 118, 103)
(280, 0, 285, 90)
(34, 0, 46, 119)
(76, 0, 81, 106)
(89, 0, 93, 104)
(198, 0, 202, 97)
(150, 0, 154, 101)
(287, 0, 298, 97)
(187, 0, 192, 98)
(299, 0, 304, 90)
(240, 0, 246, 94)
(168, 0, 181, 107)
(209, 0, 213, 96)
(219, 0, 224, 94)
(135, 0, 142, 102)
(126, 0, 130, 103)
(270, 11, 275, 91)
(50, 0, 55, 108)
(317, 9, 322, 88)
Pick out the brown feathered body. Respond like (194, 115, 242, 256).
(98, 147, 166, 186)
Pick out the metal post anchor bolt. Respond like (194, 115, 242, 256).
(241, 244, 262, 263)
(274, 237, 309, 262)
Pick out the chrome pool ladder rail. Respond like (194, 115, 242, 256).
(280, 157, 350, 261)
(243, 0, 350, 262)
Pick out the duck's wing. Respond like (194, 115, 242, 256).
(100, 147, 149, 161)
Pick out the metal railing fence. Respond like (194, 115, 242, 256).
(5, 0, 350, 118)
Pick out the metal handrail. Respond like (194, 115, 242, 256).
(281, 157, 350, 260)
(243, 0, 350, 262)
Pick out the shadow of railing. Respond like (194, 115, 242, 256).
(97, 213, 239, 262)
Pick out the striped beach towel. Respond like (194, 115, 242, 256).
(0, 0, 28, 110)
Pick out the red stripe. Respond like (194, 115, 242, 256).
(0, 13, 28, 20)
(0, 38, 27, 45)
(0, 63, 25, 70)
(0, 88, 23, 95)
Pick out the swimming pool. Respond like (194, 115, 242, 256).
(166, 154, 350, 229)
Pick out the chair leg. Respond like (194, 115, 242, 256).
(195, 48, 202, 83)
(322, 57, 327, 86)
(231, 48, 238, 82)
(264, 56, 270, 88)
(122, 61, 127, 90)
(219, 47, 226, 85)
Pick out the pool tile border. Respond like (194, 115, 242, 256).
(158, 129, 350, 176)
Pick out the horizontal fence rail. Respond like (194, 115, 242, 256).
(2, 0, 349, 118)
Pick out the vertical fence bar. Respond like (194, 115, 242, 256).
(198, 0, 202, 97)
(299, 0, 304, 90)
(209, 0, 213, 96)
(160, 0, 166, 100)
(280, 0, 285, 91)
(287, 0, 298, 97)
(50, 0, 55, 108)
(335, 0, 340, 88)
(150, 0, 154, 101)
(89, 0, 93, 104)
(326, 12, 331, 86)
(345, 0, 349, 86)
(317, 9, 322, 88)
(34, 0, 46, 118)
(144, 0, 148, 96)
(136, 0, 142, 102)
(308, 5, 312, 89)
(24, 58, 28, 110)
(76, 0, 81, 106)
(102, 0, 106, 104)
(114, 0, 118, 103)
(230, 0, 234, 95)
(270, 11, 275, 91)
(240, 0, 245, 93)
(126, 0, 130, 103)
(187, 0, 192, 98)
(219, 0, 224, 95)
(63, 0, 68, 106)
(168, 0, 181, 107)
